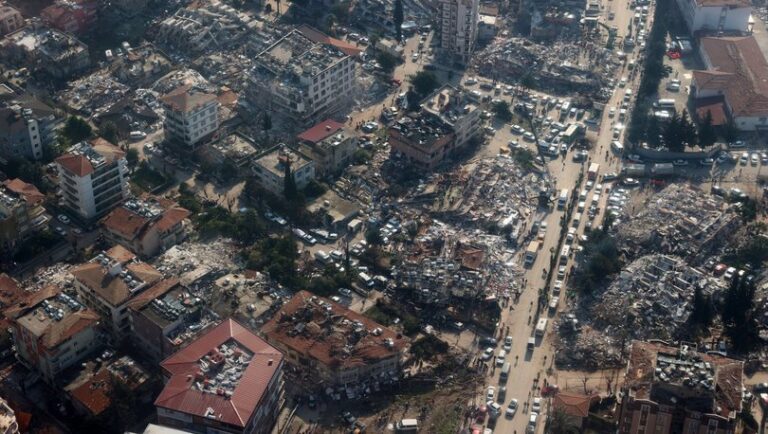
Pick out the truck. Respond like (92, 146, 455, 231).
(622, 163, 646, 177)
(562, 123, 582, 143)
(524, 241, 539, 266)
(588, 163, 600, 180)
(651, 163, 675, 176)
(535, 318, 548, 336)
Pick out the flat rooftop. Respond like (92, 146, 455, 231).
(422, 85, 479, 127)
(254, 145, 313, 178)
(5, 25, 87, 61)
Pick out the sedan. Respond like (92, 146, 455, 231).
(700, 158, 714, 166)
(673, 159, 688, 166)
(740, 152, 748, 165)
(557, 266, 566, 279)
(751, 153, 759, 166)
(503, 336, 513, 351)
(532, 397, 542, 413)
(622, 178, 640, 186)
(487, 401, 502, 418)
(506, 399, 519, 418)
(481, 347, 494, 361)
(487, 386, 496, 401)
(57, 214, 70, 224)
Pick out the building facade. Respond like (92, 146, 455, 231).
(618, 341, 743, 434)
(0, 4, 23, 37)
(101, 197, 190, 258)
(4, 286, 101, 384)
(297, 119, 357, 177)
(252, 145, 316, 196)
(55, 138, 129, 220)
(160, 85, 219, 149)
(675, 0, 750, 34)
(0, 95, 57, 161)
(40, 0, 98, 35)
(440, 0, 479, 64)
(0, 179, 46, 253)
(155, 319, 284, 434)
(0, 23, 90, 79)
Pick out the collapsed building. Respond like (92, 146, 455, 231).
(0, 23, 90, 79)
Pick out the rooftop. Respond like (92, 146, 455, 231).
(388, 113, 455, 153)
(421, 85, 479, 127)
(625, 341, 743, 418)
(262, 291, 408, 370)
(70, 245, 163, 306)
(695, 36, 768, 117)
(3, 24, 87, 61)
(694, 0, 750, 7)
(155, 319, 283, 428)
(101, 197, 190, 241)
(64, 355, 150, 416)
(210, 133, 261, 164)
(6, 285, 99, 350)
(55, 138, 125, 177)
(160, 84, 217, 113)
(552, 392, 592, 418)
(254, 145, 314, 178)
(297, 119, 345, 144)
(2, 178, 44, 207)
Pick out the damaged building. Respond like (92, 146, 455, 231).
(0, 23, 90, 79)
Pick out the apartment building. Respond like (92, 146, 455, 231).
(389, 85, 481, 170)
(0, 23, 90, 79)
(262, 291, 408, 386)
(101, 197, 190, 258)
(618, 341, 743, 434)
(160, 85, 219, 149)
(0, 95, 57, 160)
(4, 285, 101, 384)
(0, 179, 46, 253)
(692, 36, 768, 131)
(297, 119, 357, 177)
(248, 26, 358, 127)
(55, 138, 129, 220)
(440, 0, 480, 64)
(155, 319, 284, 434)
(0, 3, 23, 37)
(675, 0, 750, 34)
(252, 145, 316, 196)
(41, 0, 98, 35)
(71, 245, 163, 339)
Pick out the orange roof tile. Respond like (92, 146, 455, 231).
(154, 207, 191, 233)
(552, 392, 592, 418)
(160, 85, 217, 113)
(2, 179, 44, 206)
(55, 153, 93, 177)
(101, 207, 150, 240)
(297, 25, 363, 57)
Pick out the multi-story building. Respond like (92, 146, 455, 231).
(128, 277, 213, 362)
(160, 85, 219, 149)
(618, 341, 743, 434)
(4, 285, 101, 384)
(675, 0, 750, 35)
(0, 396, 19, 434)
(389, 85, 481, 170)
(0, 95, 57, 160)
(262, 291, 408, 386)
(0, 23, 90, 79)
(252, 145, 315, 196)
(440, 0, 479, 64)
(297, 119, 357, 178)
(55, 138, 129, 220)
(692, 36, 768, 131)
(248, 26, 357, 127)
(101, 197, 190, 258)
(70, 245, 163, 339)
(155, 319, 284, 434)
(0, 3, 23, 37)
(41, 0, 98, 35)
(0, 179, 46, 253)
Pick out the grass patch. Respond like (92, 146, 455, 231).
(132, 163, 167, 192)
(363, 304, 394, 326)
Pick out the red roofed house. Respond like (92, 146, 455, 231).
(155, 319, 284, 434)
(297, 119, 357, 178)
(55, 138, 129, 220)
(4, 285, 101, 384)
(692, 36, 768, 131)
(101, 197, 190, 258)
(552, 392, 594, 431)
(0, 178, 46, 253)
(41, 0, 97, 35)
(262, 291, 408, 386)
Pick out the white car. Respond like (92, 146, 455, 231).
(532, 397, 542, 413)
(578, 201, 586, 212)
(481, 347, 494, 361)
(506, 399, 518, 418)
(487, 401, 502, 418)
(487, 386, 496, 401)
(609, 107, 616, 117)
(496, 349, 507, 366)
(503, 336, 513, 351)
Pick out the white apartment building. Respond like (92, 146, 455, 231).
(252, 145, 316, 196)
(249, 26, 358, 127)
(160, 85, 219, 148)
(675, 0, 751, 34)
(440, 0, 479, 64)
(55, 138, 129, 220)
(6, 286, 101, 384)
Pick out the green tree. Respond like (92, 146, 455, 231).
(663, 113, 685, 152)
(62, 116, 92, 144)
(573, 229, 621, 293)
(283, 157, 298, 200)
(689, 284, 713, 330)
(262, 112, 272, 131)
(492, 100, 513, 122)
(99, 121, 120, 144)
(698, 110, 717, 148)
(376, 51, 399, 74)
(126, 148, 139, 169)
(723, 118, 739, 143)
(365, 227, 383, 245)
(393, 0, 404, 41)
(645, 113, 661, 147)
(721, 276, 759, 354)
(680, 109, 698, 148)
(410, 71, 440, 97)
(369, 33, 381, 49)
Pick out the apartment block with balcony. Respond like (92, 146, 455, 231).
(55, 138, 129, 220)
(0, 179, 46, 253)
(70, 245, 163, 340)
(297, 119, 357, 178)
(0, 94, 57, 161)
(4, 286, 101, 384)
(160, 85, 219, 149)
(248, 26, 359, 128)
(0, 3, 23, 37)
(440, 0, 479, 64)
(252, 145, 316, 196)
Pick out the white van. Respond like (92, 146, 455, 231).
(527, 413, 539, 433)
(396, 419, 419, 432)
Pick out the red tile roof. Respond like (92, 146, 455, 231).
(71, 247, 162, 306)
(696, 37, 768, 117)
(297, 25, 363, 57)
(552, 392, 592, 418)
(2, 179, 44, 206)
(155, 319, 283, 428)
(154, 207, 191, 233)
(101, 206, 149, 240)
(695, 0, 750, 7)
(161, 85, 217, 113)
(0, 273, 22, 308)
(695, 98, 728, 126)
(55, 153, 93, 177)
(297, 119, 345, 144)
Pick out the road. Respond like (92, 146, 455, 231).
(479, 0, 647, 431)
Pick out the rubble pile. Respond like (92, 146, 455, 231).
(61, 72, 131, 115)
(24, 263, 75, 292)
(153, 239, 239, 279)
(554, 325, 623, 369)
(615, 184, 740, 260)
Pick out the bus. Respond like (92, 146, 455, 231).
(655, 98, 676, 112)
(611, 141, 624, 153)
(524, 241, 540, 266)
(588, 163, 600, 180)
(396, 419, 419, 432)
(535, 318, 548, 336)
(558, 189, 569, 209)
